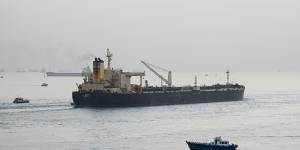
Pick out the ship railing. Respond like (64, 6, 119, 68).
(142, 89, 194, 94)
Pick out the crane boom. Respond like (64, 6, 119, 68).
(141, 61, 172, 87)
(145, 62, 169, 72)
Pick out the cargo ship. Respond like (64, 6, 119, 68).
(72, 49, 245, 107)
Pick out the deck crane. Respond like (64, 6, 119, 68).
(141, 61, 172, 87)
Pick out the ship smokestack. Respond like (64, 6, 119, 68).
(99, 59, 105, 81)
(93, 57, 105, 82)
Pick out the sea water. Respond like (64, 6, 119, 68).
(0, 72, 299, 150)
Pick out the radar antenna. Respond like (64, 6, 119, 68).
(105, 48, 113, 69)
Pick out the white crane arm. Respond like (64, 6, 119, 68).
(141, 61, 169, 84)
(145, 62, 169, 72)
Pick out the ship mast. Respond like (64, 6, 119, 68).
(105, 48, 113, 70)
(226, 70, 230, 85)
(194, 75, 197, 87)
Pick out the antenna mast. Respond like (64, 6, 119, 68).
(226, 70, 230, 85)
(194, 75, 197, 87)
(106, 48, 113, 69)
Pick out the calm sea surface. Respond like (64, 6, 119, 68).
(0, 72, 299, 150)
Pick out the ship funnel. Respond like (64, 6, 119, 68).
(93, 57, 105, 82)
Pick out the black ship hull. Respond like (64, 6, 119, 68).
(72, 89, 244, 107)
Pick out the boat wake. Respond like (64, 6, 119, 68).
(0, 100, 73, 113)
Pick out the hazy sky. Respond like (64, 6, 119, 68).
(0, 0, 299, 72)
